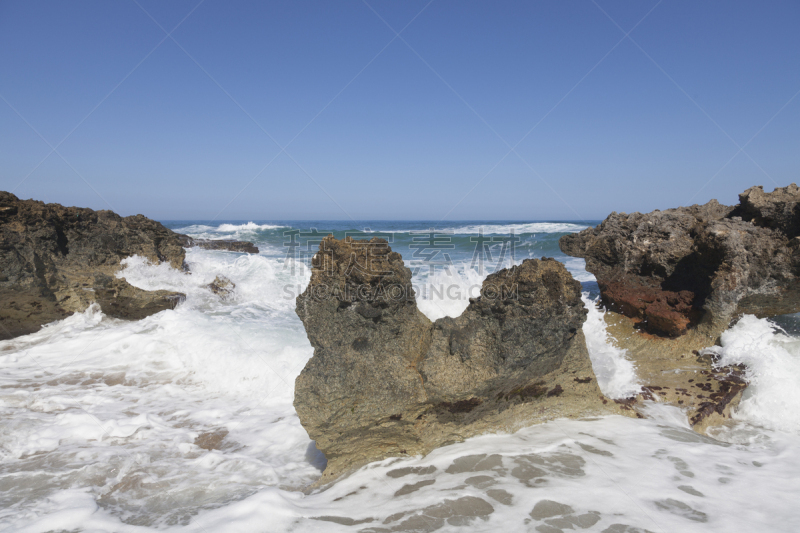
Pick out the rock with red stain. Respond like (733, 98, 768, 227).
(560, 184, 800, 338)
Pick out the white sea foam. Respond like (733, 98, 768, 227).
(582, 294, 642, 399)
(3, 241, 800, 532)
(702, 314, 800, 434)
(174, 221, 285, 241)
(0, 249, 317, 529)
(564, 257, 596, 283)
(5, 401, 800, 532)
(363, 222, 588, 235)
(414, 264, 488, 321)
(445, 222, 588, 234)
(216, 222, 282, 232)
(172, 223, 217, 233)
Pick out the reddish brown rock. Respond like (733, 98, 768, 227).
(597, 277, 695, 336)
(560, 184, 800, 338)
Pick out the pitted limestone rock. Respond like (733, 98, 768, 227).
(294, 235, 628, 485)
(560, 184, 800, 338)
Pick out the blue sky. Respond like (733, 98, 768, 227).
(1, 0, 798, 221)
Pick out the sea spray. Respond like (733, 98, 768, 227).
(703, 314, 800, 433)
(415, 263, 487, 321)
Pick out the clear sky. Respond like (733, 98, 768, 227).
(1, 1, 798, 221)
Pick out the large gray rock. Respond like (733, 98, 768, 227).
(294, 235, 626, 484)
(560, 184, 800, 338)
(0, 192, 187, 339)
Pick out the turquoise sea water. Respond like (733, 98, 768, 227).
(164, 219, 601, 303)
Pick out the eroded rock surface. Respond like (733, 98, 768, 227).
(294, 235, 628, 484)
(0, 192, 186, 340)
(560, 184, 800, 338)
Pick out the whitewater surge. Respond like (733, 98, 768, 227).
(703, 315, 800, 434)
(2, 221, 800, 532)
(174, 222, 287, 241)
(581, 294, 641, 400)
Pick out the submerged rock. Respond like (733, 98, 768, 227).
(560, 184, 800, 338)
(178, 235, 259, 254)
(0, 192, 186, 340)
(294, 235, 628, 484)
(207, 275, 235, 299)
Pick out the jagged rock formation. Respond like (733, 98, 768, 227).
(177, 235, 259, 254)
(0, 192, 186, 340)
(739, 183, 800, 237)
(560, 184, 800, 338)
(294, 235, 629, 484)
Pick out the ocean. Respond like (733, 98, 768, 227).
(1, 220, 799, 532)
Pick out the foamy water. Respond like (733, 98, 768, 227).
(581, 295, 641, 400)
(360, 222, 588, 235)
(702, 315, 800, 434)
(175, 222, 287, 241)
(2, 222, 800, 532)
(444, 222, 589, 234)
